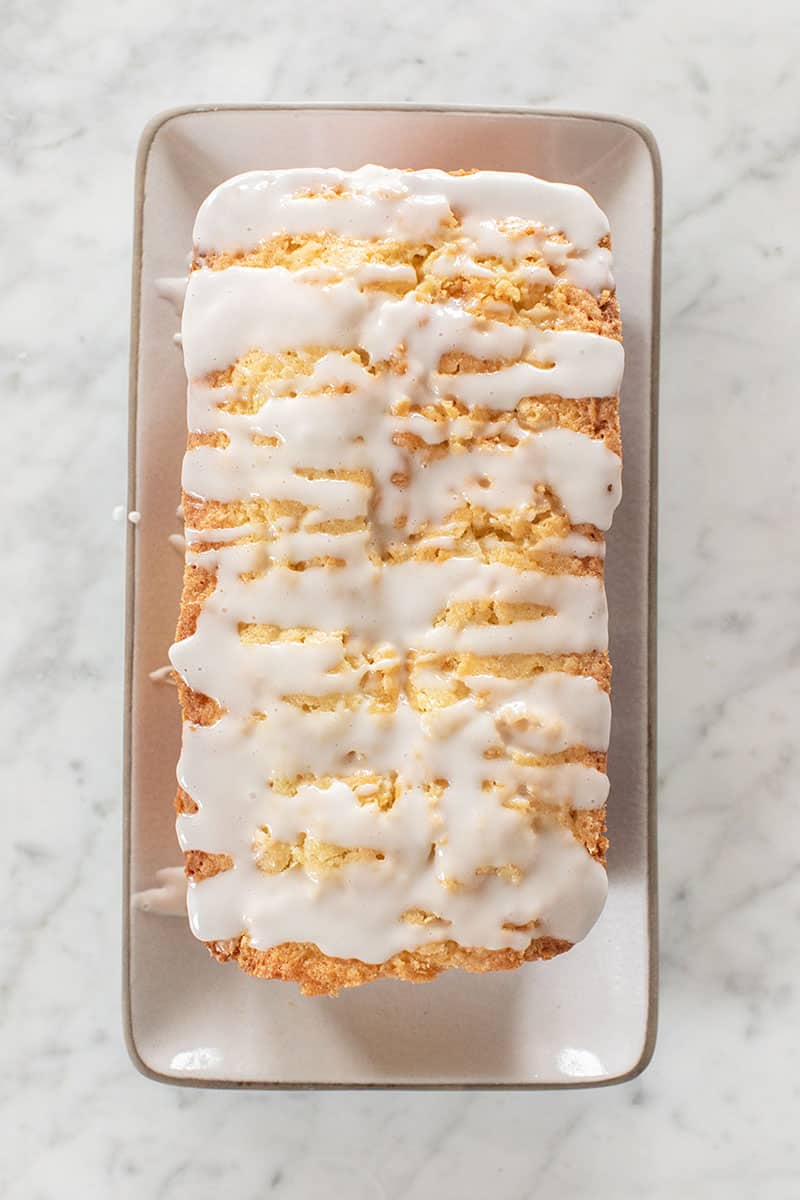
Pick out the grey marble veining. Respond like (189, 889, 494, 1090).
(2, 0, 799, 1196)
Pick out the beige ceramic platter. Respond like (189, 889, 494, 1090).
(124, 104, 660, 1088)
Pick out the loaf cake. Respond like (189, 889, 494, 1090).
(170, 165, 623, 995)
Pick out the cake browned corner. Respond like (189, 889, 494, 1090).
(168, 165, 623, 996)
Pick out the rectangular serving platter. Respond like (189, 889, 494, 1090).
(124, 103, 660, 1089)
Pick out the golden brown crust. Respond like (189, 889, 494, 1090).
(176, 678, 224, 727)
(203, 931, 574, 996)
(185, 849, 233, 880)
(174, 785, 197, 815)
(175, 563, 217, 640)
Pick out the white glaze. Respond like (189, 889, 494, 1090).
(172, 165, 622, 963)
(171, 549, 608, 714)
(194, 165, 613, 295)
(476, 671, 611, 753)
(182, 268, 369, 378)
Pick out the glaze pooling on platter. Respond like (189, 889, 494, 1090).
(171, 165, 623, 968)
(132, 866, 187, 916)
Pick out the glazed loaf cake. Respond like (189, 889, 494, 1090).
(170, 165, 623, 995)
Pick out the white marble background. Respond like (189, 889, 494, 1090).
(2, 0, 799, 1195)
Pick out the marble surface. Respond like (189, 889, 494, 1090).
(2, 0, 798, 1195)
